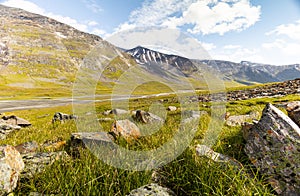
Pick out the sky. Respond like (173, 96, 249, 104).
(1, 0, 300, 65)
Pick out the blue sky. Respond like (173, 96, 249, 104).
(1, 0, 300, 65)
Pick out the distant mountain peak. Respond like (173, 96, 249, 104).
(126, 46, 197, 76)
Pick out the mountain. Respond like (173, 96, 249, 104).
(125, 46, 300, 84)
(0, 4, 118, 91)
(0, 4, 299, 99)
(126, 46, 197, 76)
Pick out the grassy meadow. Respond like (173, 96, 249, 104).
(2, 91, 299, 195)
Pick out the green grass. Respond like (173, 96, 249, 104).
(2, 93, 297, 195)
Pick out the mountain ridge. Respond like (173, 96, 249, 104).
(125, 46, 300, 83)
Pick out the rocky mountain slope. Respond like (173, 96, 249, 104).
(0, 4, 121, 91)
(126, 46, 300, 84)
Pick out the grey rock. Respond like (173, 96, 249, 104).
(21, 151, 68, 178)
(127, 183, 175, 196)
(1, 115, 31, 127)
(52, 112, 77, 123)
(70, 132, 114, 149)
(244, 103, 300, 195)
(110, 109, 129, 115)
(135, 110, 164, 124)
(0, 145, 25, 194)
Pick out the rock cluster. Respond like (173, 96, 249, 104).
(244, 103, 300, 195)
(0, 115, 31, 140)
(196, 78, 300, 102)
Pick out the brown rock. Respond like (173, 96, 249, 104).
(0, 145, 25, 194)
(110, 120, 140, 142)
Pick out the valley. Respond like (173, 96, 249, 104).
(0, 4, 300, 196)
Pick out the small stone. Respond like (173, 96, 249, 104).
(97, 118, 114, 122)
(127, 183, 175, 196)
(167, 106, 177, 112)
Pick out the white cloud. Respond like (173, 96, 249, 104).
(200, 42, 216, 51)
(1, 0, 89, 32)
(116, 0, 261, 35)
(1, 0, 45, 14)
(266, 20, 300, 41)
(262, 20, 300, 64)
(1, 0, 107, 36)
(83, 0, 103, 13)
(223, 44, 241, 50)
(91, 28, 106, 36)
(87, 21, 99, 26)
(211, 46, 264, 63)
(262, 39, 300, 57)
(106, 27, 211, 60)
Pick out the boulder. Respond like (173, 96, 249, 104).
(127, 183, 175, 196)
(70, 132, 114, 150)
(1, 115, 31, 127)
(244, 103, 300, 195)
(110, 120, 141, 142)
(286, 101, 300, 127)
(0, 145, 25, 194)
(226, 111, 259, 126)
(167, 106, 177, 112)
(134, 110, 164, 124)
(21, 151, 68, 178)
